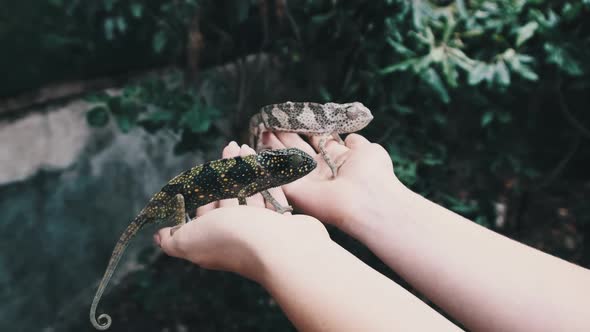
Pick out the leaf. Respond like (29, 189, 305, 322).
(531, 9, 559, 29)
(104, 18, 115, 40)
(562, 2, 583, 21)
(421, 68, 450, 104)
(544, 43, 583, 76)
(468, 62, 493, 85)
(86, 106, 110, 127)
(116, 16, 127, 33)
(153, 30, 168, 53)
(393, 103, 413, 114)
(481, 111, 494, 127)
(180, 106, 212, 133)
(447, 47, 475, 70)
(379, 58, 417, 75)
(494, 61, 510, 86)
(318, 86, 331, 102)
(515, 21, 538, 47)
(130, 3, 143, 18)
(390, 155, 417, 186)
(311, 12, 336, 24)
(422, 153, 443, 166)
(115, 114, 134, 133)
(412, 54, 434, 72)
(386, 37, 415, 56)
(506, 55, 538, 81)
(442, 58, 458, 87)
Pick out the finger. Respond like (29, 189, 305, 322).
(218, 141, 242, 207)
(344, 133, 371, 149)
(274, 132, 317, 156)
(240, 144, 265, 207)
(260, 132, 285, 149)
(196, 201, 217, 217)
(154, 227, 184, 258)
(222, 141, 241, 158)
(264, 186, 292, 215)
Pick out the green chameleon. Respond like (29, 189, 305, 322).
(90, 147, 316, 330)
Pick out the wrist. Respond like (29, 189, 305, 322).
(256, 228, 335, 287)
(345, 180, 416, 241)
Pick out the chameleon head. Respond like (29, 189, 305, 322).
(326, 101, 374, 132)
(256, 148, 317, 182)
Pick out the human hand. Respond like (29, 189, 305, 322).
(261, 132, 406, 236)
(154, 142, 329, 282)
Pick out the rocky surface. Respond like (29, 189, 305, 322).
(0, 100, 211, 331)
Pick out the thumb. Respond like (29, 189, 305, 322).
(344, 133, 371, 149)
(154, 227, 186, 258)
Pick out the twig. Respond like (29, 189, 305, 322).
(276, 0, 302, 46)
(557, 82, 590, 139)
(532, 134, 581, 192)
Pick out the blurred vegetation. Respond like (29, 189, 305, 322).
(3, 0, 589, 330)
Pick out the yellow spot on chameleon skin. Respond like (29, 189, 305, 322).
(194, 188, 200, 192)
(199, 195, 205, 199)
(220, 174, 225, 178)
(223, 178, 228, 182)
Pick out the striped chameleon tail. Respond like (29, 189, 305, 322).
(89, 215, 147, 330)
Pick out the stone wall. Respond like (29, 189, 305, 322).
(0, 99, 214, 331)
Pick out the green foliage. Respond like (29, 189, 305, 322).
(78, 0, 590, 234)
(6, 0, 590, 330)
(85, 70, 221, 152)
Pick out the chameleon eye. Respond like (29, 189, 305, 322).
(346, 109, 359, 120)
(289, 154, 303, 165)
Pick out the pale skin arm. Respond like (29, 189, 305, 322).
(155, 142, 461, 332)
(263, 131, 590, 332)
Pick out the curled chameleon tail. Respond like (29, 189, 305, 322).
(90, 216, 146, 330)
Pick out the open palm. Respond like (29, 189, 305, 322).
(262, 132, 400, 232)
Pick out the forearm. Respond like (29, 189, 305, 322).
(257, 237, 460, 332)
(351, 184, 590, 331)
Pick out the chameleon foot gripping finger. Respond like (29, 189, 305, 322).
(331, 132, 344, 144)
(318, 135, 338, 179)
(261, 190, 293, 214)
(249, 101, 373, 179)
(90, 148, 316, 330)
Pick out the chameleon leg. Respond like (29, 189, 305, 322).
(332, 132, 344, 145)
(238, 185, 293, 214)
(170, 194, 186, 236)
(318, 135, 338, 179)
(172, 194, 187, 225)
(261, 190, 293, 214)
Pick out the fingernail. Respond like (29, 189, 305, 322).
(241, 144, 249, 149)
(153, 233, 161, 247)
(228, 141, 239, 148)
